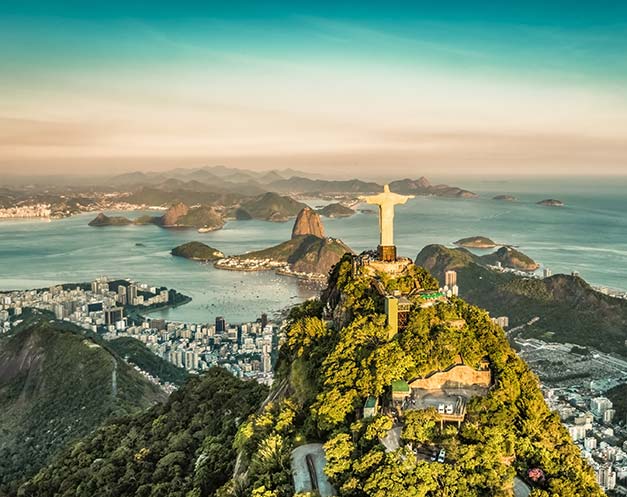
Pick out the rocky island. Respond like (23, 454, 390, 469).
(171, 241, 224, 261)
(493, 194, 517, 201)
(316, 202, 355, 218)
(454, 236, 497, 249)
(537, 198, 564, 207)
(88, 213, 134, 227)
(215, 207, 352, 279)
(88, 203, 225, 231)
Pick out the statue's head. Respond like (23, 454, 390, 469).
(383, 184, 390, 192)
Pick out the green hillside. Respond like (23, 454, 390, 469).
(18, 368, 267, 497)
(171, 241, 224, 261)
(235, 192, 307, 221)
(226, 255, 602, 496)
(108, 337, 189, 386)
(0, 313, 167, 494)
(416, 244, 627, 354)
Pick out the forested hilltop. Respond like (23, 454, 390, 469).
(228, 254, 602, 497)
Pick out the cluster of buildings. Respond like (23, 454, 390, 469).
(0, 203, 52, 219)
(0, 277, 173, 333)
(517, 337, 627, 494)
(0, 277, 281, 386)
(107, 313, 278, 385)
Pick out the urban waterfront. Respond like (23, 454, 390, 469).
(1, 177, 626, 323)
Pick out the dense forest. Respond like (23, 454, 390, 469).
(16, 368, 267, 497)
(0, 313, 167, 495)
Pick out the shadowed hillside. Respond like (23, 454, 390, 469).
(0, 312, 167, 494)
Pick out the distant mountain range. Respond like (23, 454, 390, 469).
(109, 166, 477, 200)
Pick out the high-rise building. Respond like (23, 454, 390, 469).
(117, 285, 127, 306)
(128, 284, 138, 304)
(216, 316, 226, 333)
(105, 307, 124, 326)
(543, 268, 552, 278)
(597, 463, 617, 491)
(445, 270, 457, 287)
(261, 313, 268, 329)
(591, 397, 613, 420)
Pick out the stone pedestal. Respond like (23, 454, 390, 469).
(378, 245, 397, 262)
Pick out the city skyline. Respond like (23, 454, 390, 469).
(1, 1, 627, 175)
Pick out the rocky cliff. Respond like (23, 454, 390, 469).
(291, 207, 325, 238)
(160, 202, 190, 226)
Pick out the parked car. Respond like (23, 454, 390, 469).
(437, 403, 445, 413)
(445, 404, 454, 414)
(437, 449, 446, 463)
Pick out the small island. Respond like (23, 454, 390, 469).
(454, 236, 497, 249)
(537, 199, 564, 207)
(316, 202, 355, 218)
(88, 213, 133, 227)
(171, 241, 224, 261)
(493, 195, 517, 201)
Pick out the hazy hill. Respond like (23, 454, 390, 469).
(234, 192, 307, 222)
(316, 202, 355, 218)
(0, 313, 167, 494)
(390, 177, 478, 198)
(416, 244, 627, 354)
(269, 176, 381, 194)
(18, 368, 267, 497)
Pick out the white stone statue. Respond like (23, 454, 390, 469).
(360, 184, 414, 247)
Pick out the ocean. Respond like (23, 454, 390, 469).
(1, 175, 625, 324)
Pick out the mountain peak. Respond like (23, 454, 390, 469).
(291, 207, 325, 239)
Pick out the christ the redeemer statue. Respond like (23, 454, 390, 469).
(360, 184, 414, 262)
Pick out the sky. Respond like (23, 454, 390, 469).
(1, 1, 627, 177)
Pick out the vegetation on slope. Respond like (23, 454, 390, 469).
(227, 235, 353, 276)
(234, 192, 307, 222)
(453, 236, 496, 248)
(0, 314, 166, 494)
(416, 244, 627, 354)
(108, 337, 189, 386)
(230, 254, 602, 497)
(171, 241, 225, 261)
(18, 368, 268, 497)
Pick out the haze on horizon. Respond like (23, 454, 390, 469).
(1, 0, 627, 177)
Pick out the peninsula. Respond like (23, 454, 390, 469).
(215, 207, 352, 279)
